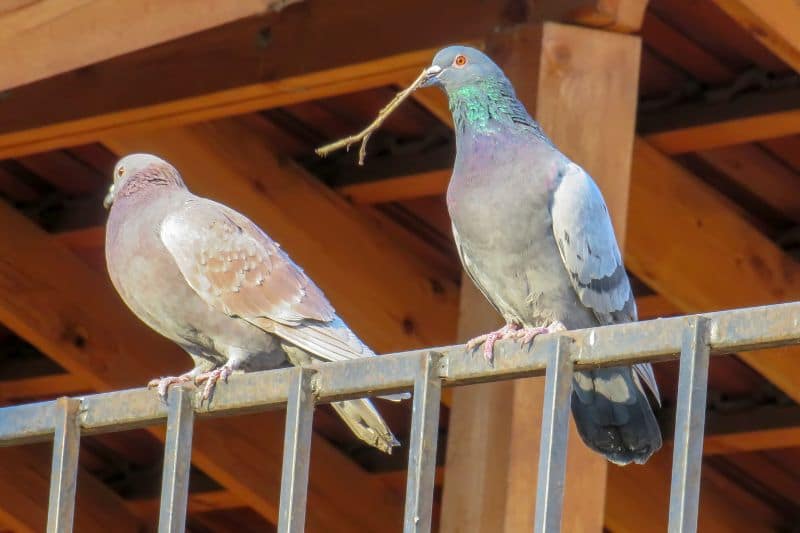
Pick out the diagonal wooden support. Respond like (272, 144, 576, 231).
(0, 444, 144, 533)
(0, 0, 298, 92)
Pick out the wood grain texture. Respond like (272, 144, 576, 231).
(0, 0, 295, 91)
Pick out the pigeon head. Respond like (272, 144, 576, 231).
(420, 46, 539, 137)
(421, 46, 508, 92)
(104, 153, 185, 208)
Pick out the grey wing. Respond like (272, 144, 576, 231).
(551, 162, 660, 403)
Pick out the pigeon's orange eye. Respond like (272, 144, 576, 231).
(117, 166, 125, 178)
(454, 54, 468, 68)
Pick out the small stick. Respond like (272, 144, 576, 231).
(315, 67, 431, 165)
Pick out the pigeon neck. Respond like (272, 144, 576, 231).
(448, 79, 548, 142)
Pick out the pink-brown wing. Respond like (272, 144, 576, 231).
(160, 198, 335, 326)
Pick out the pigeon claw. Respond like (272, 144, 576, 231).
(194, 366, 233, 403)
(466, 324, 521, 365)
(148, 375, 194, 401)
(467, 322, 567, 365)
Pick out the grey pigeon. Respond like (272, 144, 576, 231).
(420, 46, 662, 465)
(104, 153, 402, 453)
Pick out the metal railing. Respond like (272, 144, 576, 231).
(1, 302, 799, 533)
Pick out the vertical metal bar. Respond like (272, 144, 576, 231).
(47, 397, 82, 533)
(533, 335, 574, 533)
(668, 316, 711, 533)
(278, 368, 317, 533)
(158, 386, 195, 533)
(403, 352, 442, 533)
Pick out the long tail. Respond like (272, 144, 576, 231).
(571, 366, 662, 465)
(331, 398, 401, 454)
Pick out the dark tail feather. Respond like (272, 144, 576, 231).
(571, 366, 662, 465)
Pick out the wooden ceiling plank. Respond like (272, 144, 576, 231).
(696, 143, 800, 224)
(338, 170, 451, 205)
(0, 51, 435, 160)
(641, 12, 737, 85)
(606, 450, 781, 532)
(628, 138, 800, 403)
(0, 374, 88, 403)
(0, 0, 295, 91)
(641, 88, 800, 154)
(0, 445, 144, 533)
(713, 0, 800, 74)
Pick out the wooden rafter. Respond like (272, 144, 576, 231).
(713, 0, 800, 73)
(640, 87, 800, 154)
(0, 445, 143, 532)
(0, 0, 297, 92)
(628, 139, 800, 402)
(0, 0, 652, 160)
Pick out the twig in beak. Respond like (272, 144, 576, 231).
(315, 66, 438, 165)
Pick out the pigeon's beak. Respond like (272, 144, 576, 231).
(103, 184, 115, 209)
(419, 65, 443, 88)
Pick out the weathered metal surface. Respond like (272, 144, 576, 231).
(158, 386, 195, 533)
(668, 317, 712, 533)
(403, 352, 442, 533)
(46, 397, 81, 533)
(278, 368, 317, 533)
(0, 303, 797, 445)
(533, 336, 575, 533)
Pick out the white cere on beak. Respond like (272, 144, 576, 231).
(424, 65, 443, 76)
(103, 184, 116, 209)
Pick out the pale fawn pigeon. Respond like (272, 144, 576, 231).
(104, 154, 403, 453)
(419, 46, 662, 465)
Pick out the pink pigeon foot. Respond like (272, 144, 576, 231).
(467, 321, 567, 364)
(194, 365, 233, 402)
(148, 374, 194, 400)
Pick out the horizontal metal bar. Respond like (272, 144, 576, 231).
(0, 400, 57, 446)
(0, 302, 798, 443)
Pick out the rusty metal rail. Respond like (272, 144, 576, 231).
(1, 302, 799, 532)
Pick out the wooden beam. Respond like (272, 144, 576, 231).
(0, 0, 653, 159)
(566, 0, 649, 33)
(441, 22, 641, 532)
(0, 0, 528, 158)
(606, 449, 781, 532)
(337, 170, 450, 205)
(641, 12, 736, 85)
(628, 139, 800, 403)
(0, 49, 436, 160)
(125, 489, 241, 519)
(635, 293, 678, 319)
(0, 373, 88, 403)
(696, 143, 800, 224)
(0, 0, 296, 92)
(0, 445, 144, 532)
(713, 0, 800, 74)
(0, 160, 439, 530)
(640, 87, 800, 154)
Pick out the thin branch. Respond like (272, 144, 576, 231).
(315, 67, 432, 165)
